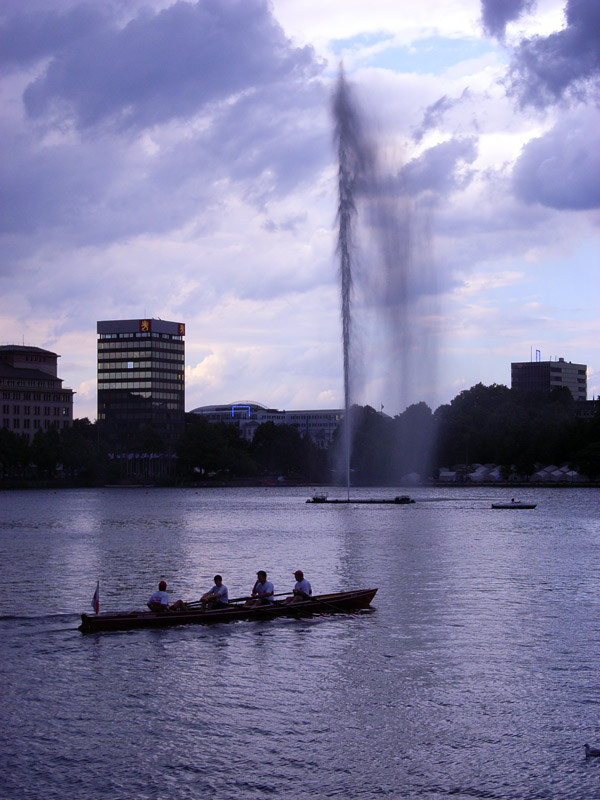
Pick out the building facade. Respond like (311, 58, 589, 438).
(191, 402, 343, 447)
(97, 319, 185, 451)
(0, 345, 74, 442)
(511, 358, 587, 401)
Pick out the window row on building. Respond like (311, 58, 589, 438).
(98, 355, 184, 367)
(2, 390, 70, 401)
(99, 371, 184, 380)
(98, 381, 184, 391)
(1, 379, 63, 389)
(99, 349, 183, 360)
(3, 418, 71, 431)
(3, 404, 70, 415)
(98, 335, 183, 345)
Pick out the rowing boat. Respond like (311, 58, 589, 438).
(78, 588, 378, 633)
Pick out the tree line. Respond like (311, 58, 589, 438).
(1, 384, 598, 486)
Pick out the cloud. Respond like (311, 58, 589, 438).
(1, 0, 598, 419)
(0, 1, 330, 251)
(262, 213, 307, 234)
(480, 0, 536, 40)
(413, 90, 471, 142)
(506, 0, 600, 108)
(0, 3, 110, 69)
(21, 0, 322, 131)
(513, 106, 600, 209)
(401, 136, 478, 197)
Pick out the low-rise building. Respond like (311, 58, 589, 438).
(191, 402, 343, 447)
(0, 345, 74, 442)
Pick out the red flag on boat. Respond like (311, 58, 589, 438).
(91, 581, 100, 614)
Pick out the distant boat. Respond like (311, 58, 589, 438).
(310, 491, 329, 502)
(307, 493, 415, 505)
(491, 499, 536, 509)
(103, 484, 154, 489)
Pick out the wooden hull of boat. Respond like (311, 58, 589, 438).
(79, 588, 378, 633)
(491, 503, 536, 509)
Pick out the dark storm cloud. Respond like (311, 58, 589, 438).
(506, 0, 600, 107)
(401, 137, 478, 197)
(0, 79, 328, 243)
(20, 0, 322, 130)
(480, 0, 535, 39)
(1, 0, 328, 244)
(0, 4, 110, 68)
(513, 108, 600, 209)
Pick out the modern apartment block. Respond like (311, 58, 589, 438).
(511, 357, 587, 401)
(97, 318, 185, 451)
(0, 345, 74, 441)
(192, 402, 343, 447)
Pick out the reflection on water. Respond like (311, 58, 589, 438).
(0, 486, 599, 800)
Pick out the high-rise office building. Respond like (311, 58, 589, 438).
(97, 318, 185, 450)
(511, 357, 587, 401)
(0, 345, 74, 441)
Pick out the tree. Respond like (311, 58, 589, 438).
(393, 402, 435, 479)
(30, 427, 62, 476)
(252, 422, 308, 477)
(0, 428, 30, 478)
(176, 414, 255, 478)
(61, 418, 101, 480)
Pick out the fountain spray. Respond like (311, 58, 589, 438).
(333, 68, 369, 498)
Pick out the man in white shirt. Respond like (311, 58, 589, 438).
(147, 580, 169, 611)
(287, 570, 312, 603)
(247, 570, 275, 606)
(200, 575, 229, 610)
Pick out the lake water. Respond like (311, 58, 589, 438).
(1, 486, 599, 799)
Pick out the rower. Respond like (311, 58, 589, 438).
(246, 570, 275, 607)
(147, 580, 169, 612)
(285, 570, 312, 603)
(200, 575, 229, 610)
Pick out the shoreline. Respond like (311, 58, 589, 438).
(1, 479, 598, 491)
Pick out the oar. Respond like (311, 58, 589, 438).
(256, 598, 313, 620)
(183, 592, 291, 609)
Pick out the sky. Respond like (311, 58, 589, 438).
(1, 0, 599, 421)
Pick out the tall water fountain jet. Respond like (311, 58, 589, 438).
(333, 70, 373, 496)
(332, 69, 439, 488)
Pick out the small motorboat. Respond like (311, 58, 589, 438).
(79, 588, 378, 633)
(491, 499, 536, 509)
(307, 491, 329, 503)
